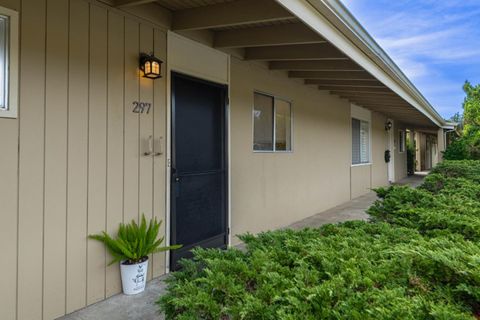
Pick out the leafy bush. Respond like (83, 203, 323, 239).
(407, 141, 416, 175)
(89, 214, 181, 265)
(430, 160, 480, 183)
(443, 81, 480, 160)
(159, 222, 478, 319)
(159, 161, 480, 319)
(369, 162, 480, 241)
(443, 139, 470, 160)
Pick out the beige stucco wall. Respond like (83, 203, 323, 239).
(230, 57, 352, 243)
(229, 58, 390, 243)
(350, 164, 371, 198)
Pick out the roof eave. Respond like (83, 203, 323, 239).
(276, 0, 446, 127)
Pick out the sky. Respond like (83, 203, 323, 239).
(340, 0, 480, 119)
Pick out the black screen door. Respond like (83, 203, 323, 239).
(170, 72, 228, 270)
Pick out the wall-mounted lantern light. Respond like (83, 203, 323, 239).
(139, 52, 163, 79)
(385, 120, 393, 131)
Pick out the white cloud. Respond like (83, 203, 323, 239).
(342, 0, 480, 117)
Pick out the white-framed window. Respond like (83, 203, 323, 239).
(253, 91, 292, 152)
(399, 130, 406, 153)
(352, 118, 370, 164)
(0, 6, 18, 118)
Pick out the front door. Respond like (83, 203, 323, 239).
(387, 119, 395, 183)
(170, 72, 228, 270)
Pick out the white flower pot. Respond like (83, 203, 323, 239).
(120, 258, 148, 295)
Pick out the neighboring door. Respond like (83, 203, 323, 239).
(387, 119, 395, 183)
(426, 139, 432, 170)
(170, 72, 228, 270)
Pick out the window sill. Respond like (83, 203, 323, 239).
(0, 109, 17, 118)
(351, 162, 372, 167)
(253, 150, 293, 154)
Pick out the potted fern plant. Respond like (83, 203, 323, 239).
(89, 214, 181, 295)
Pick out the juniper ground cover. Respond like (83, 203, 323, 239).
(159, 160, 480, 320)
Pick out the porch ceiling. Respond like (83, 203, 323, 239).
(113, 0, 439, 128)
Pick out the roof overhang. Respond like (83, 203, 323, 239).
(107, 0, 446, 128)
(276, 0, 446, 127)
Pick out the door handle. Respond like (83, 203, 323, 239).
(143, 135, 153, 156)
(174, 176, 181, 197)
(154, 136, 163, 156)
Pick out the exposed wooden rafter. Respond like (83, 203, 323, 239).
(318, 86, 390, 93)
(289, 70, 374, 80)
(172, 0, 295, 31)
(245, 43, 346, 60)
(304, 79, 384, 87)
(114, 0, 156, 7)
(332, 91, 397, 98)
(214, 23, 325, 48)
(339, 95, 406, 103)
(343, 99, 409, 107)
(269, 60, 361, 71)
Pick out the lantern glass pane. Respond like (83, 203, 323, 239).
(152, 61, 160, 75)
(145, 61, 151, 74)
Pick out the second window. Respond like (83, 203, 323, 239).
(253, 92, 292, 152)
(352, 118, 370, 164)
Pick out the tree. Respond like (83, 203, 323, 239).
(443, 81, 480, 160)
(462, 81, 480, 159)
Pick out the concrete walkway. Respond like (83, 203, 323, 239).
(60, 174, 425, 320)
(288, 173, 425, 230)
(58, 277, 167, 320)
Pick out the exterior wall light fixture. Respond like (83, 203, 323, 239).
(385, 120, 393, 131)
(140, 52, 162, 79)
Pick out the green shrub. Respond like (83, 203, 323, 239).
(443, 139, 470, 160)
(430, 160, 480, 183)
(159, 160, 480, 319)
(158, 222, 478, 319)
(407, 141, 416, 175)
(369, 176, 480, 241)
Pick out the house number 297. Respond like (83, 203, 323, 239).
(132, 101, 152, 114)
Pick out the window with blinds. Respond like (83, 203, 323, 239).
(352, 118, 370, 164)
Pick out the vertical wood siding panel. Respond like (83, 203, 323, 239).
(16, 0, 46, 318)
(138, 24, 154, 280)
(0, 6, 20, 319)
(152, 28, 167, 278)
(66, 0, 90, 313)
(43, 0, 69, 318)
(0, 120, 19, 320)
(105, 11, 125, 297)
(87, 4, 108, 305)
(123, 18, 140, 223)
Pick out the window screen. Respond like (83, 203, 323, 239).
(352, 118, 370, 164)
